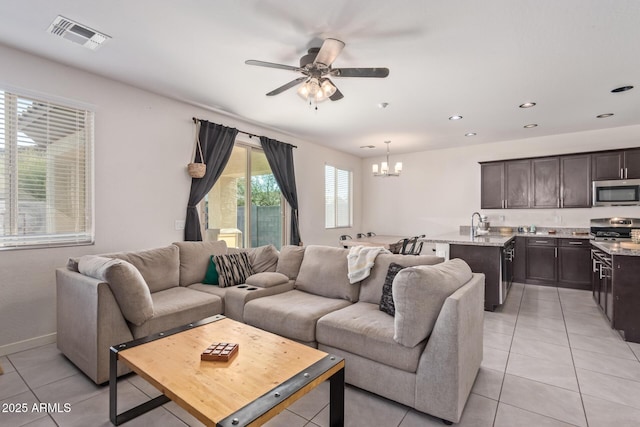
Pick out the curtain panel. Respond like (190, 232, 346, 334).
(185, 121, 238, 241)
(260, 136, 301, 246)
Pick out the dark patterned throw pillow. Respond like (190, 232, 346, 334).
(214, 252, 254, 288)
(379, 262, 405, 316)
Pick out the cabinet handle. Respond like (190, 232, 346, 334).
(535, 240, 549, 244)
(504, 200, 508, 209)
(557, 198, 560, 208)
(555, 247, 558, 258)
(568, 241, 583, 245)
(625, 167, 628, 179)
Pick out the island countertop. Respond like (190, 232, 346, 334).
(421, 229, 592, 247)
(591, 241, 640, 257)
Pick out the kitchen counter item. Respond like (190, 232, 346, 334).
(591, 241, 640, 256)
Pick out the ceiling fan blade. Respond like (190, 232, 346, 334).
(325, 78, 344, 101)
(332, 67, 390, 78)
(245, 60, 301, 72)
(266, 77, 307, 96)
(313, 38, 345, 67)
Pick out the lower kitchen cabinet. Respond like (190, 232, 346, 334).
(520, 236, 591, 290)
(526, 237, 557, 283)
(557, 239, 592, 289)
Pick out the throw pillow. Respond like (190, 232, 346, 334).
(202, 256, 219, 285)
(379, 262, 405, 316)
(78, 255, 154, 326)
(214, 252, 254, 288)
(245, 272, 289, 288)
(393, 258, 472, 348)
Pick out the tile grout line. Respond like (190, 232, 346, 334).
(491, 282, 525, 426)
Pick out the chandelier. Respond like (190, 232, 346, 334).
(372, 141, 402, 177)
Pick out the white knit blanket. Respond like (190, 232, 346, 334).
(347, 245, 390, 284)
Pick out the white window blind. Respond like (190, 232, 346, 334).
(0, 90, 94, 249)
(325, 164, 352, 228)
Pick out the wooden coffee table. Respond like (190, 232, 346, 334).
(109, 315, 345, 426)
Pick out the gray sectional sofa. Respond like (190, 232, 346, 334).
(56, 241, 484, 424)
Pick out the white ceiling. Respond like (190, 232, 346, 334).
(0, 0, 639, 157)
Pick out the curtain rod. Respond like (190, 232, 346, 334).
(192, 117, 297, 148)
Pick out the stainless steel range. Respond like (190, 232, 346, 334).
(590, 217, 640, 241)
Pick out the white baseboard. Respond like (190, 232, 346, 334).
(0, 332, 57, 356)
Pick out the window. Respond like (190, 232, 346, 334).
(0, 90, 94, 249)
(203, 144, 284, 249)
(325, 164, 352, 228)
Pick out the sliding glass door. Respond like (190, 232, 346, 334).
(203, 144, 284, 249)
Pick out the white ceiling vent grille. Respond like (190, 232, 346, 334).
(47, 16, 110, 50)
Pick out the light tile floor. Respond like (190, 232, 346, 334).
(2, 283, 640, 426)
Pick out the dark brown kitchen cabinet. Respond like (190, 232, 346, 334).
(513, 237, 526, 282)
(526, 238, 557, 284)
(480, 162, 504, 209)
(612, 255, 640, 342)
(505, 160, 531, 208)
(592, 148, 640, 180)
(560, 154, 591, 208)
(557, 239, 591, 289)
(531, 157, 559, 208)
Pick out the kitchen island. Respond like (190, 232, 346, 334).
(590, 241, 640, 343)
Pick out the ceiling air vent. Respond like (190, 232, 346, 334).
(47, 16, 110, 50)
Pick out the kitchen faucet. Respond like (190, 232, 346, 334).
(471, 212, 482, 237)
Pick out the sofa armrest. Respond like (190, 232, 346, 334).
(414, 273, 485, 423)
(223, 280, 295, 321)
(56, 268, 134, 384)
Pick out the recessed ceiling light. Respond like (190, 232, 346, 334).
(378, 102, 390, 109)
(519, 102, 537, 108)
(611, 86, 633, 93)
(596, 113, 614, 118)
(360, 145, 375, 149)
(524, 124, 538, 128)
(449, 115, 463, 120)
(465, 132, 477, 137)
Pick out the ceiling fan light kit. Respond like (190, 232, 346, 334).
(246, 37, 389, 106)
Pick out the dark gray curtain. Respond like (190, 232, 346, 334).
(260, 136, 301, 246)
(185, 121, 238, 241)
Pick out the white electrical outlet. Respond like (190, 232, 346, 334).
(499, 215, 505, 222)
(555, 215, 562, 224)
(175, 220, 185, 230)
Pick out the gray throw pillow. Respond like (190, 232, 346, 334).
(248, 244, 280, 273)
(214, 252, 254, 288)
(275, 245, 306, 279)
(78, 255, 154, 326)
(379, 262, 405, 316)
(393, 258, 472, 347)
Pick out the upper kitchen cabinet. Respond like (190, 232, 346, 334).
(592, 148, 640, 180)
(531, 157, 559, 208)
(505, 159, 531, 208)
(560, 154, 591, 208)
(480, 162, 505, 209)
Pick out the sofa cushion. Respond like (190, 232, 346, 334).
(78, 255, 154, 326)
(295, 245, 359, 302)
(317, 302, 427, 373)
(276, 245, 306, 279)
(174, 240, 228, 286)
(108, 245, 180, 293)
(243, 290, 352, 343)
(359, 254, 443, 304)
(129, 287, 222, 339)
(379, 262, 405, 316)
(393, 258, 472, 347)
(214, 252, 254, 287)
(246, 272, 289, 288)
(247, 244, 279, 273)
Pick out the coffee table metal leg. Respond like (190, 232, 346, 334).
(109, 346, 169, 425)
(329, 366, 345, 427)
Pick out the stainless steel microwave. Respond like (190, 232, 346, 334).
(592, 179, 640, 206)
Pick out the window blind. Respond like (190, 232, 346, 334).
(324, 164, 352, 228)
(0, 90, 94, 249)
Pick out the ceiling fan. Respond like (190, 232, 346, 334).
(245, 38, 389, 103)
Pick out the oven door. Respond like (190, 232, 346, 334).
(592, 179, 640, 206)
